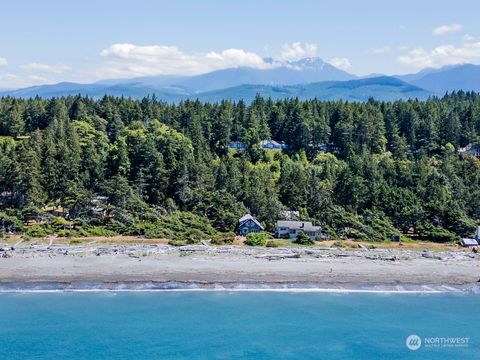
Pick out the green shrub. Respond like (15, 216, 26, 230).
(25, 224, 54, 237)
(124, 212, 221, 241)
(21, 234, 32, 242)
(184, 228, 205, 244)
(80, 226, 117, 237)
(417, 226, 460, 243)
(294, 231, 315, 245)
(69, 239, 82, 245)
(51, 217, 72, 230)
(211, 234, 235, 245)
(57, 229, 71, 237)
(244, 232, 270, 246)
(0, 211, 24, 233)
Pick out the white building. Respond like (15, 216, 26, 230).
(275, 220, 323, 240)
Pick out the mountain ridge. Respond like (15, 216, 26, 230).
(2, 59, 480, 102)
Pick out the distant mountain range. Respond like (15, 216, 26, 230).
(2, 58, 480, 102)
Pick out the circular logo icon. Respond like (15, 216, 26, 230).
(406, 335, 422, 350)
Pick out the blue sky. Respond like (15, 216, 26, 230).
(1, 0, 479, 88)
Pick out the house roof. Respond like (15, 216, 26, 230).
(229, 141, 246, 147)
(461, 238, 478, 246)
(239, 214, 264, 230)
(258, 140, 281, 147)
(276, 220, 321, 232)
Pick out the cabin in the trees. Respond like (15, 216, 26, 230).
(275, 220, 324, 240)
(458, 144, 480, 157)
(310, 143, 340, 153)
(237, 214, 264, 235)
(228, 141, 247, 150)
(228, 140, 289, 151)
(258, 140, 288, 150)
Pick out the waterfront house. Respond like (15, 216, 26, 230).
(275, 220, 323, 240)
(237, 214, 264, 236)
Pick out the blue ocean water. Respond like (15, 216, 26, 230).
(0, 291, 478, 359)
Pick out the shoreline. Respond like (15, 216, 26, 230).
(1, 242, 479, 293)
(1, 282, 479, 294)
(0, 281, 478, 294)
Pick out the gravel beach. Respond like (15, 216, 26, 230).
(1, 242, 479, 291)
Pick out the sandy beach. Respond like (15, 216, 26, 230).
(1, 240, 479, 292)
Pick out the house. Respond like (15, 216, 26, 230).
(228, 141, 247, 150)
(258, 140, 288, 150)
(237, 214, 264, 235)
(458, 144, 480, 157)
(275, 220, 324, 240)
(460, 238, 478, 247)
(310, 143, 340, 153)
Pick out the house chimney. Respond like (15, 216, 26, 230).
(301, 222, 304, 228)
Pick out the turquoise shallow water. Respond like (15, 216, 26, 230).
(0, 291, 478, 359)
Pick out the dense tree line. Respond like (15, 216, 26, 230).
(1, 93, 480, 242)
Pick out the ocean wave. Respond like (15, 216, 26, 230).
(0, 282, 478, 294)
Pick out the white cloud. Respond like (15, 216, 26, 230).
(99, 43, 275, 78)
(398, 35, 480, 69)
(463, 34, 475, 43)
(370, 46, 391, 54)
(20, 62, 72, 73)
(279, 42, 317, 61)
(433, 23, 462, 36)
(0, 57, 7, 66)
(0, 73, 21, 88)
(329, 57, 352, 70)
(28, 75, 49, 83)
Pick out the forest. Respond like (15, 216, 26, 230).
(1, 93, 480, 243)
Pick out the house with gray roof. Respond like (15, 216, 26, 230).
(275, 220, 324, 240)
(258, 140, 288, 150)
(237, 214, 264, 236)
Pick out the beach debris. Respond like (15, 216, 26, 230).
(357, 243, 368, 250)
(364, 255, 397, 261)
(11, 238, 23, 250)
(421, 252, 444, 260)
(179, 246, 208, 253)
(255, 253, 301, 260)
(201, 240, 210, 247)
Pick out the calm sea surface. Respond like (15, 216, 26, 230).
(0, 291, 478, 359)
